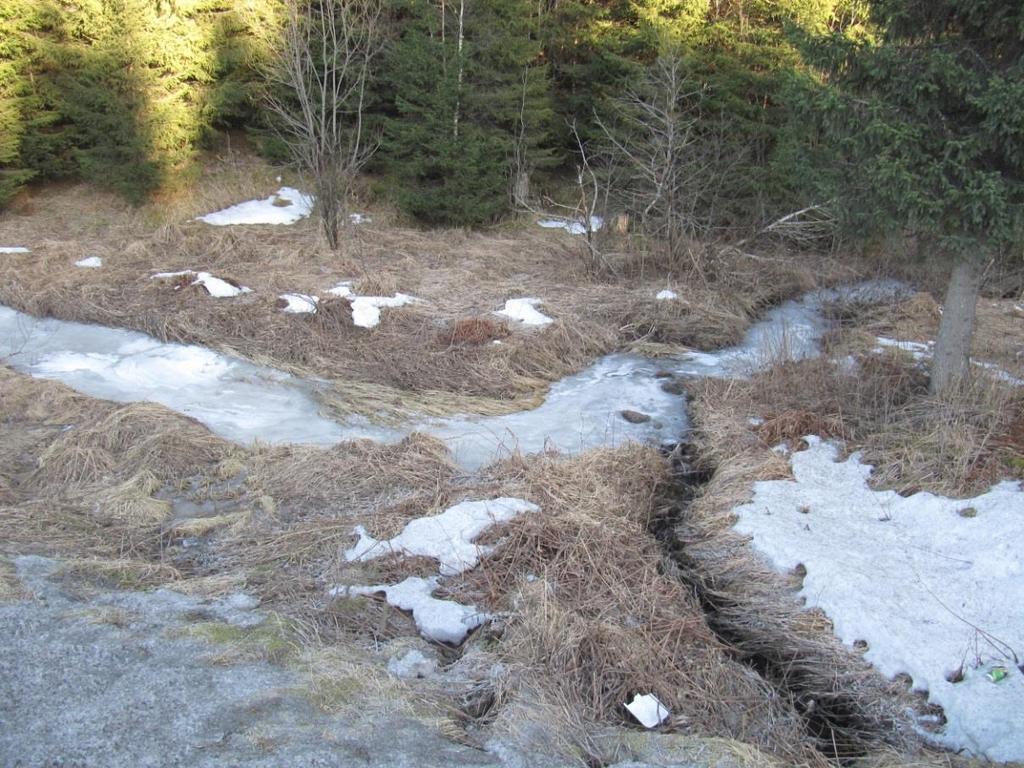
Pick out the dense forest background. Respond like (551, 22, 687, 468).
(0, 0, 871, 228)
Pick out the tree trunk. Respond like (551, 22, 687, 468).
(930, 257, 981, 394)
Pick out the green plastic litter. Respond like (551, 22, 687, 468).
(987, 666, 1009, 683)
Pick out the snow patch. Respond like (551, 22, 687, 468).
(196, 187, 313, 226)
(75, 256, 103, 268)
(151, 270, 251, 298)
(494, 298, 553, 327)
(350, 293, 418, 329)
(278, 293, 319, 314)
(345, 497, 539, 576)
(327, 281, 354, 298)
(332, 577, 488, 644)
(349, 213, 371, 225)
(537, 216, 603, 235)
(732, 437, 1024, 762)
(874, 336, 1022, 385)
(0, 246, 30, 254)
(625, 693, 670, 729)
(655, 289, 678, 301)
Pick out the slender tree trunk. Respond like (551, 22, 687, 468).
(453, 0, 464, 139)
(930, 256, 981, 394)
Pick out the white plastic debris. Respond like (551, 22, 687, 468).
(733, 436, 1024, 762)
(196, 187, 313, 226)
(278, 293, 319, 314)
(345, 497, 539, 576)
(625, 693, 670, 728)
(333, 577, 488, 644)
(655, 289, 678, 301)
(494, 298, 553, 327)
(0, 246, 30, 254)
(75, 256, 103, 268)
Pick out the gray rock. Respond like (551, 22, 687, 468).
(620, 410, 652, 424)
(0, 557, 507, 768)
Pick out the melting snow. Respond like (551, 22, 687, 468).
(350, 294, 418, 329)
(874, 336, 1022, 386)
(345, 498, 539, 576)
(332, 577, 488, 644)
(494, 298, 553, 327)
(322, 282, 419, 327)
(151, 270, 251, 298)
(656, 289, 678, 301)
(278, 293, 319, 314)
(625, 694, 670, 728)
(196, 187, 313, 226)
(75, 256, 103, 268)
(327, 281, 354, 298)
(0, 247, 30, 254)
(732, 437, 1024, 762)
(537, 216, 604, 235)
(349, 213, 371, 225)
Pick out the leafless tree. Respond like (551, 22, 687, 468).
(264, 0, 384, 250)
(596, 53, 742, 264)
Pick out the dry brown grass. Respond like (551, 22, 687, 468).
(0, 156, 861, 418)
(442, 447, 890, 765)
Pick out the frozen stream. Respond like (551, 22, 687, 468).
(0, 281, 905, 469)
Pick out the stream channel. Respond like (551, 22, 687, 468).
(0, 281, 907, 469)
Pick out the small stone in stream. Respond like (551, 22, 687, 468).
(652, 421, 663, 430)
(660, 379, 686, 396)
(654, 370, 673, 378)
(620, 410, 651, 424)
(957, 506, 978, 518)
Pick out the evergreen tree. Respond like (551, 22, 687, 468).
(380, 0, 556, 225)
(806, 0, 1024, 392)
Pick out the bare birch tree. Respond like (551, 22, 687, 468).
(264, 0, 384, 250)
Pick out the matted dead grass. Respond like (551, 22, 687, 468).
(0, 368, 942, 766)
(0, 155, 861, 420)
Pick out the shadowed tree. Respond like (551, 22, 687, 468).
(805, 0, 1024, 393)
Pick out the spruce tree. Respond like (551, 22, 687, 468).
(807, 0, 1024, 392)
(380, 0, 556, 226)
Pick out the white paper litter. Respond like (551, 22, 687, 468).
(655, 289, 678, 301)
(732, 437, 1024, 762)
(196, 187, 313, 226)
(75, 256, 103, 268)
(278, 293, 319, 314)
(537, 216, 604, 235)
(494, 298, 553, 327)
(0, 247, 30, 254)
(333, 577, 488, 644)
(345, 498, 539, 576)
(625, 693, 670, 728)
